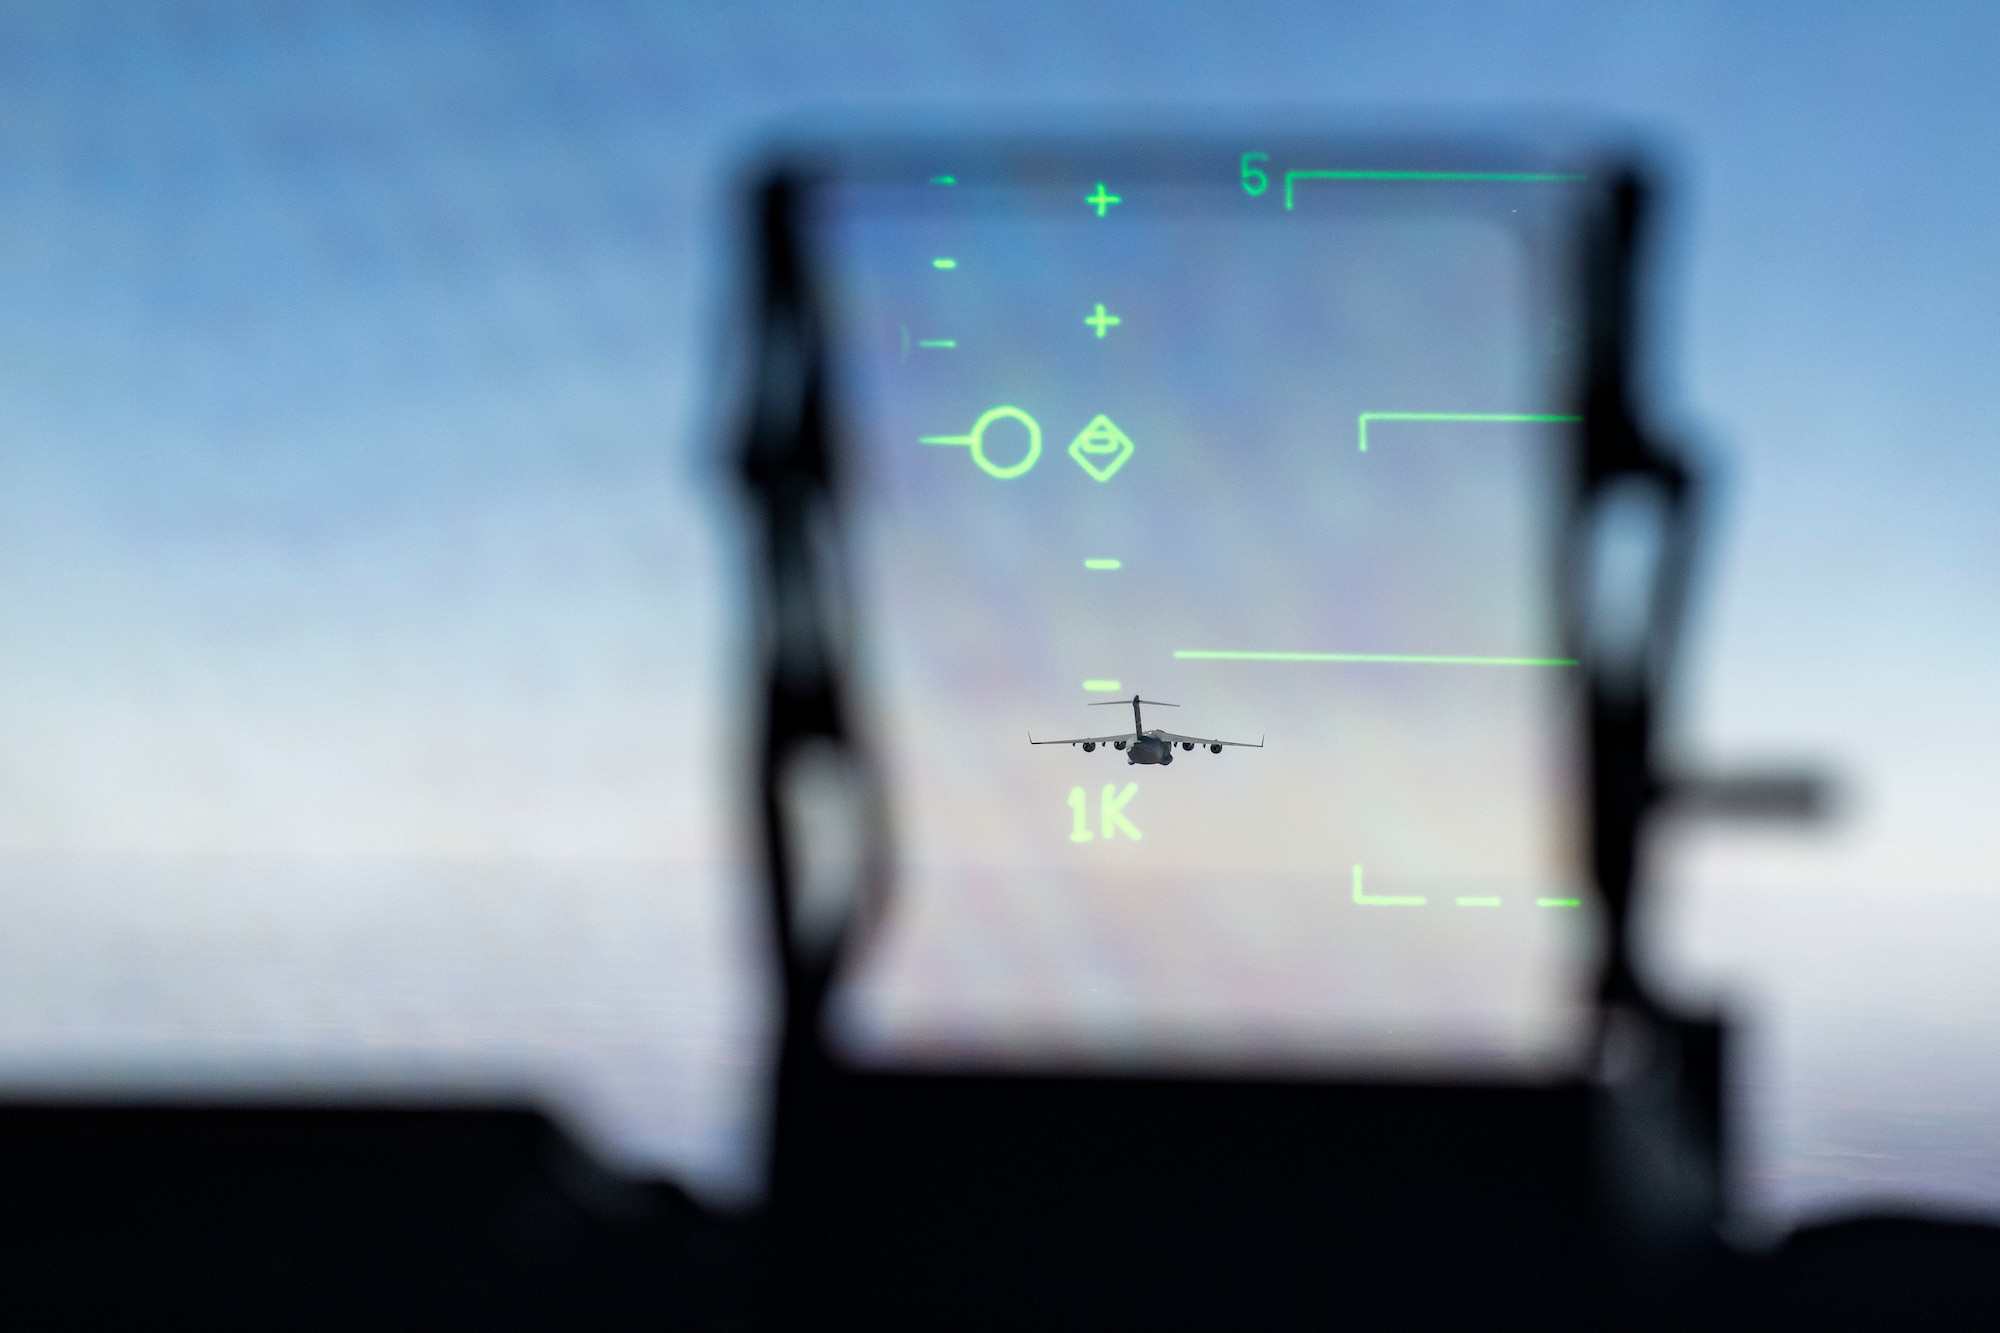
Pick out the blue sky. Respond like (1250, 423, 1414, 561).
(4, 0, 1997, 873)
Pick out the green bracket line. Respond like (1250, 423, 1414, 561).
(1353, 864, 1424, 907)
(1284, 169, 1585, 210)
(1176, 650, 1577, 667)
(1537, 897, 1583, 908)
(918, 338, 956, 349)
(1357, 412, 1581, 452)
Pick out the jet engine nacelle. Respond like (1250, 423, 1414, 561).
(1081, 742, 1095, 752)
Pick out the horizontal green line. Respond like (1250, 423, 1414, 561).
(1352, 864, 1424, 906)
(932, 257, 957, 269)
(917, 338, 956, 348)
(1083, 558, 1122, 570)
(1285, 169, 1585, 208)
(1082, 679, 1122, 691)
(1175, 651, 1577, 667)
(1456, 897, 1503, 907)
(929, 175, 955, 185)
(1537, 898, 1583, 908)
(1357, 412, 1581, 452)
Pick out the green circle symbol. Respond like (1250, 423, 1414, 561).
(966, 406, 1041, 479)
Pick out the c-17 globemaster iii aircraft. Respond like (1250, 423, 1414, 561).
(1029, 695, 1264, 766)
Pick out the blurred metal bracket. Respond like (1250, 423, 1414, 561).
(1658, 768, 1839, 824)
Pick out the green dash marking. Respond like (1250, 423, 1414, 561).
(1083, 558, 1122, 570)
(1082, 679, 1122, 692)
(1352, 864, 1425, 907)
(932, 257, 957, 269)
(1537, 898, 1583, 908)
(1175, 651, 1577, 667)
(917, 339, 956, 348)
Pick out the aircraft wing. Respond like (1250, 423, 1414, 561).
(1153, 730, 1265, 749)
(1028, 733, 1135, 747)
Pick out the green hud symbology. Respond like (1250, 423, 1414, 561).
(919, 405, 1042, 479)
(1067, 415, 1134, 482)
(1356, 412, 1582, 453)
(821, 144, 1594, 1072)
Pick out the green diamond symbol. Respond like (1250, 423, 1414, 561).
(1067, 414, 1134, 482)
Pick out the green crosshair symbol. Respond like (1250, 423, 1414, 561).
(1086, 182, 1121, 217)
(1085, 303, 1121, 338)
